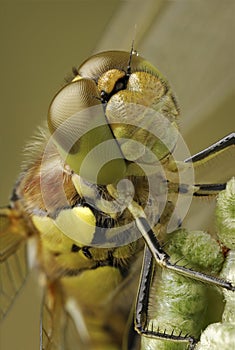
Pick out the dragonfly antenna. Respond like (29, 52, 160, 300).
(127, 26, 137, 76)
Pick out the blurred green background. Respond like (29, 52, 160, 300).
(0, 1, 234, 349)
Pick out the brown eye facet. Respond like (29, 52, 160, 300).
(48, 78, 127, 185)
(77, 50, 162, 80)
(48, 78, 100, 150)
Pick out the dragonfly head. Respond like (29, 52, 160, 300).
(48, 51, 179, 185)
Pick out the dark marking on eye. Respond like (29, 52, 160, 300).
(71, 244, 80, 253)
(82, 246, 92, 259)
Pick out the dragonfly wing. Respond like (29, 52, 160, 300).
(0, 207, 33, 319)
(41, 281, 88, 350)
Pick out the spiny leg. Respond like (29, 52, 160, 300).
(106, 183, 234, 291)
(185, 132, 235, 196)
(135, 245, 196, 350)
(184, 133, 234, 165)
(127, 202, 235, 292)
(193, 183, 227, 196)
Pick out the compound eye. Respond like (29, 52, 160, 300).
(48, 78, 126, 184)
(48, 78, 100, 149)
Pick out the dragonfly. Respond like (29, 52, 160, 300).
(0, 49, 234, 350)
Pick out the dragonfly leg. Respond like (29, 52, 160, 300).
(193, 183, 227, 196)
(184, 133, 235, 196)
(184, 133, 235, 164)
(135, 246, 197, 350)
(135, 214, 235, 291)
(127, 201, 235, 291)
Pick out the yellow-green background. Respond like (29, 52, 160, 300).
(0, 1, 234, 349)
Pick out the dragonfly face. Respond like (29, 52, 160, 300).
(0, 50, 234, 350)
(47, 50, 179, 185)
